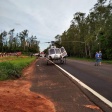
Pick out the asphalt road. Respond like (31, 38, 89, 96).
(59, 59, 112, 103)
(30, 58, 112, 112)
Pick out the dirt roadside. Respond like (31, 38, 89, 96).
(0, 60, 55, 112)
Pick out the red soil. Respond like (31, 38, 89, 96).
(0, 61, 55, 112)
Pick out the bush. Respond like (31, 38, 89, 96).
(0, 62, 21, 80)
(0, 56, 35, 80)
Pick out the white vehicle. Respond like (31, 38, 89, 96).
(47, 45, 67, 65)
(40, 52, 45, 57)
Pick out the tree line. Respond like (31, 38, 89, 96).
(54, 0, 112, 59)
(0, 29, 40, 54)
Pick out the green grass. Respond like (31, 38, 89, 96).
(0, 56, 36, 81)
(0, 56, 18, 62)
(68, 57, 112, 64)
(102, 60, 112, 64)
(68, 57, 94, 62)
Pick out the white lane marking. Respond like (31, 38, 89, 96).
(54, 63, 112, 108)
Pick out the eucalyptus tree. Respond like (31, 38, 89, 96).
(16, 33, 21, 47)
(102, 0, 112, 59)
(70, 12, 87, 57)
(71, 24, 83, 56)
(8, 29, 14, 51)
(28, 35, 39, 52)
(60, 31, 69, 53)
(60, 33, 71, 56)
(90, 0, 112, 59)
(0, 33, 3, 51)
(57, 0, 112, 59)
(60, 24, 81, 57)
(18, 30, 28, 51)
(30, 35, 36, 47)
(54, 35, 62, 47)
(92, 0, 108, 42)
(21, 30, 28, 51)
(0, 31, 7, 52)
(84, 12, 98, 58)
(65, 24, 80, 56)
(11, 36, 19, 51)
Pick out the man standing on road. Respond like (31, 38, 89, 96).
(95, 52, 99, 66)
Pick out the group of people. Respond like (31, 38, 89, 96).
(95, 51, 102, 66)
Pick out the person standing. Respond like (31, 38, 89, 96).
(99, 51, 102, 65)
(95, 52, 99, 66)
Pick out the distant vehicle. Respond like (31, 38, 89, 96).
(33, 53, 39, 56)
(40, 52, 45, 57)
(46, 45, 67, 65)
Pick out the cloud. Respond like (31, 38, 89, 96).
(0, 0, 97, 51)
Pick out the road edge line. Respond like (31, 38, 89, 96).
(54, 63, 112, 108)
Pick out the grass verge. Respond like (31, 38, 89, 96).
(0, 56, 36, 81)
(68, 57, 112, 64)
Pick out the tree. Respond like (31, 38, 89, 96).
(0, 31, 7, 52)
(57, 0, 112, 59)
(8, 29, 15, 51)
(18, 30, 29, 51)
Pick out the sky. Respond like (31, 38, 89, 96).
(0, 0, 98, 51)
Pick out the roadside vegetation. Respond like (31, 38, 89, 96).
(0, 29, 40, 53)
(0, 56, 36, 81)
(48, 0, 112, 60)
(69, 57, 112, 64)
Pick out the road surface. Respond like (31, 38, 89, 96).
(30, 58, 112, 112)
(59, 59, 112, 103)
